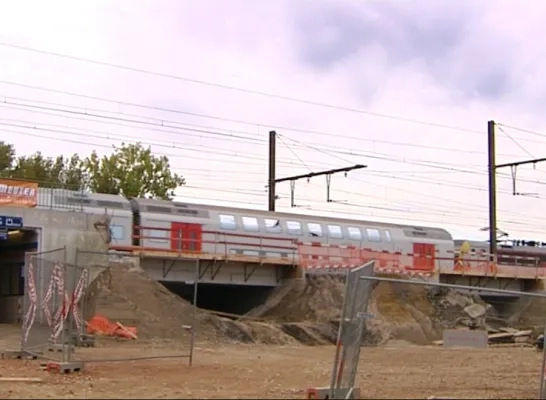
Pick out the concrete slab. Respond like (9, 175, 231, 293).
(45, 360, 84, 374)
(1, 350, 39, 360)
(307, 386, 361, 399)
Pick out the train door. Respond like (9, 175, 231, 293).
(170, 223, 202, 253)
(412, 243, 435, 270)
(186, 224, 202, 253)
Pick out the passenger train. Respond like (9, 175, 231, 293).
(37, 188, 545, 270)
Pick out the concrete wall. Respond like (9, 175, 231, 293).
(143, 258, 282, 287)
(0, 207, 110, 323)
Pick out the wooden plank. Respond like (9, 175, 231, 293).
(0, 377, 43, 383)
(115, 322, 138, 340)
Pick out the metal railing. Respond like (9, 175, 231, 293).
(36, 183, 86, 211)
(108, 225, 299, 265)
(298, 243, 546, 279)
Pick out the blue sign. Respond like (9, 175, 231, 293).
(0, 216, 23, 240)
(0, 216, 23, 229)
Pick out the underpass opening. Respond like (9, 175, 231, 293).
(161, 281, 275, 315)
(0, 228, 39, 323)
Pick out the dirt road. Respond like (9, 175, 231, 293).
(1, 339, 541, 399)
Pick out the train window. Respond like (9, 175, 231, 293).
(110, 225, 125, 241)
(307, 223, 323, 237)
(149, 229, 169, 243)
(366, 228, 381, 242)
(347, 227, 362, 240)
(286, 221, 302, 235)
(383, 230, 392, 243)
(219, 214, 237, 230)
(264, 218, 282, 233)
(327, 225, 343, 239)
(242, 216, 260, 232)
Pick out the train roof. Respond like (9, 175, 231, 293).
(38, 189, 452, 236)
(134, 198, 452, 235)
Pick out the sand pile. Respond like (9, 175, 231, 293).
(246, 276, 493, 346)
(84, 262, 264, 344)
(505, 296, 546, 334)
(83, 263, 496, 347)
(248, 276, 345, 322)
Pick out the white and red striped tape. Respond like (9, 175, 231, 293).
(22, 261, 38, 346)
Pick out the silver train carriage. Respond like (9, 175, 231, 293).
(38, 189, 455, 270)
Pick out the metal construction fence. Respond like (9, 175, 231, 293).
(21, 248, 69, 362)
(354, 275, 546, 400)
(14, 247, 195, 372)
(328, 261, 376, 399)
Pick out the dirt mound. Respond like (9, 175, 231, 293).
(246, 275, 496, 346)
(505, 296, 546, 335)
(85, 262, 252, 343)
(248, 276, 345, 323)
(84, 263, 499, 347)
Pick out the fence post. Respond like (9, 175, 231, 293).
(540, 320, 546, 399)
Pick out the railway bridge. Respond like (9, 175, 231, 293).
(108, 224, 546, 311)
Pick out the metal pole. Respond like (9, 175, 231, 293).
(193, 259, 199, 308)
(540, 320, 546, 399)
(358, 275, 546, 298)
(329, 272, 349, 399)
(487, 120, 497, 260)
(189, 326, 195, 367)
(268, 130, 276, 211)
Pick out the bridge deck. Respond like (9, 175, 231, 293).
(109, 245, 296, 265)
(113, 225, 546, 280)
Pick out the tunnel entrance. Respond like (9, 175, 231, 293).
(160, 282, 275, 315)
(0, 228, 39, 323)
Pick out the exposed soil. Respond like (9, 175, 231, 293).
(0, 323, 541, 400)
(83, 263, 541, 348)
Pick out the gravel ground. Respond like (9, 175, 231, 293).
(0, 324, 542, 399)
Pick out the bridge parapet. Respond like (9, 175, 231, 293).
(108, 225, 546, 280)
(297, 242, 546, 280)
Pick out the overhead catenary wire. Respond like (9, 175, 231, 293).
(0, 44, 544, 235)
(6, 124, 543, 198)
(3, 95, 546, 157)
(4, 114, 544, 202)
(0, 42, 485, 134)
(7, 128, 540, 227)
(4, 101, 543, 185)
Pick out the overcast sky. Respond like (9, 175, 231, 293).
(1, 0, 545, 241)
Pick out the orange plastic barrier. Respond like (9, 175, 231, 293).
(86, 315, 137, 339)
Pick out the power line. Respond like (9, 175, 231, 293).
(496, 125, 535, 159)
(6, 125, 540, 222)
(497, 123, 546, 140)
(1, 101, 504, 172)
(0, 42, 484, 134)
(5, 119, 544, 195)
(4, 96, 545, 157)
(177, 191, 546, 235)
(280, 133, 545, 186)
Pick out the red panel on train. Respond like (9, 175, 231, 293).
(412, 243, 435, 271)
(170, 222, 202, 253)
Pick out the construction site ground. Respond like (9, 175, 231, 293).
(0, 324, 541, 399)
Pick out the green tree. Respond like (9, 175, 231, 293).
(0, 141, 16, 176)
(9, 153, 84, 188)
(83, 142, 185, 199)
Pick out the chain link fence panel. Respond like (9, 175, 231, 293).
(329, 260, 376, 399)
(21, 248, 67, 361)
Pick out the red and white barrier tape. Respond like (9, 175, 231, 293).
(22, 262, 37, 346)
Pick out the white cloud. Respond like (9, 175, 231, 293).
(0, 0, 545, 241)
